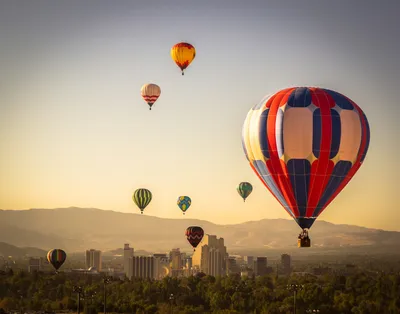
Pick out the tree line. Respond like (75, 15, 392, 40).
(0, 268, 399, 313)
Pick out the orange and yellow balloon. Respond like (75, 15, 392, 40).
(141, 83, 161, 110)
(170, 42, 196, 75)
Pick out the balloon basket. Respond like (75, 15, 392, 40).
(298, 229, 311, 247)
(298, 237, 311, 248)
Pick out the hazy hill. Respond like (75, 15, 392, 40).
(0, 242, 47, 258)
(0, 207, 399, 254)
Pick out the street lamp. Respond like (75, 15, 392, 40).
(287, 284, 304, 314)
(17, 290, 23, 314)
(169, 293, 174, 314)
(306, 310, 320, 313)
(88, 291, 97, 305)
(103, 276, 112, 314)
(72, 285, 83, 314)
(84, 290, 97, 311)
(79, 290, 96, 314)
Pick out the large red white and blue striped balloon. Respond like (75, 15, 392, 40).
(242, 87, 370, 230)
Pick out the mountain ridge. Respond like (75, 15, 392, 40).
(0, 207, 398, 253)
(0, 206, 394, 232)
(0, 241, 48, 258)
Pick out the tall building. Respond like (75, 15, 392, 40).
(255, 257, 267, 276)
(186, 257, 192, 270)
(226, 257, 240, 275)
(180, 252, 187, 263)
(192, 234, 227, 276)
(169, 249, 182, 269)
(183, 257, 193, 277)
(123, 244, 134, 277)
(85, 249, 102, 271)
(28, 257, 43, 272)
(128, 256, 155, 280)
(154, 254, 170, 279)
(281, 254, 291, 274)
(244, 256, 254, 269)
(169, 248, 182, 277)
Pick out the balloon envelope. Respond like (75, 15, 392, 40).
(177, 196, 191, 213)
(185, 226, 204, 248)
(171, 42, 196, 75)
(242, 87, 370, 230)
(133, 188, 152, 214)
(141, 83, 161, 110)
(47, 249, 67, 270)
(237, 182, 253, 201)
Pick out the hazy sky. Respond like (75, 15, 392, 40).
(1, 0, 399, 231)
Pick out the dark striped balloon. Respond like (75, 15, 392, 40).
(133, 188, 152, 214)
(47, 249, 67, 271)
(237, 182, 253, 202)
(185, 226, 204, 249)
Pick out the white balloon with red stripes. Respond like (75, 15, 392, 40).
(141, 83, 161, 110)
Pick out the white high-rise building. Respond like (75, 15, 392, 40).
(184, 257, 193, 277)
(180, 252, 187, 265)
(169, 248, 182, 277)
(186, 257, 192, 270)
(123, 244, 134, 277)
(154, 254, 170, 279)
(85, 249, 102, 271)
(192, 234, 227, 276)
(128, 256, 155, 280)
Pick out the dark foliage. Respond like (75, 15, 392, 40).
(0, 269, 399, 313)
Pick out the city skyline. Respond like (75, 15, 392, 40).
(26, 238, 287, 281)
(1, 1, 399, 231)
(10, 241, 399, 313)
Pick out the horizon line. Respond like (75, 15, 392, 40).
(0, 206, 395, 232)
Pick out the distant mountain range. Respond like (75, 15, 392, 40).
(0, 242, 47, 258)
(0, 207, 399, 255)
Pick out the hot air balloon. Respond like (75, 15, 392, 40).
(177, 196, 191, 215)
(47, 249, 67, 272)
(170, 42, 196, 75)
(133, 188, 152, 214)
(242, 87, 370, 247)
(237, 182, 253, 202)
(141, 83, 161, 110)
(185, 226, 204, 251)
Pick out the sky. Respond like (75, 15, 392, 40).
(0, 0, 399, 231)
